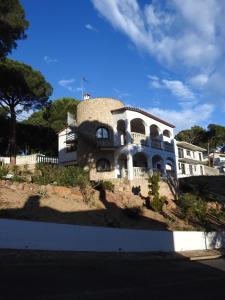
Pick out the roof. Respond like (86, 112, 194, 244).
(178, 157, 206, 165)
(111, 106, 175, 128)
(176, 141, 206, 152)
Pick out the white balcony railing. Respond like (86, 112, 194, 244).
(133, 167, 148, 178)
(131, 132, 147, 146)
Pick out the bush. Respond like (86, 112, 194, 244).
(99, 180, 114, 192)
(33, 164, 89, 188)
(0, 164, 9, 179)
(151, 195, 167, 213)
(148, 172, 160, 198)
(178, 193, 207, 225)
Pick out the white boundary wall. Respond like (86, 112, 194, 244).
(0, 219, 225, 252)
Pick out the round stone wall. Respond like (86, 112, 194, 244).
(77, 97, 124, 126)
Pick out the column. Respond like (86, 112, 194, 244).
(145, 126, 151, 147)
(147, 155, 153, 176)
(127, 152, 133, 181)
(125, 120, 132, 145)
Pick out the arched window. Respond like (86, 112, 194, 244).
(96, 127, 109, 139)
(163, 130, 171, 138)
(96, 159, 111, 172)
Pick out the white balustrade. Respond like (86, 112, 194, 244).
(133, 167, 148, 178)
(131, 132, 147, 146)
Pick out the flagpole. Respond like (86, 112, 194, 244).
(81, 77, 84, 100)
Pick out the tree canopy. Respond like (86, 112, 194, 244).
(0, 58, 52, 161)
(175, 124, 225, 152)
(24, 98, 80, 132)
(0, 0, 29, 58)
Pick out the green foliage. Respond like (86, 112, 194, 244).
(175, 124, 225, 151)
(0, 0, 29, 58)
(11, 164, 19, 176)
(24, 98, 80, 132)
(178, 193, 208, 226)
(0, 59, 52, 111)
(33, 164, 89, 187)
(148, 172, 160, 198)
(151, 195, 167, 213)
(0, 58, 52, 157)
(99, 180, 115, 192)
(0, 164, 9, 178)
(147, 173, 167, 213)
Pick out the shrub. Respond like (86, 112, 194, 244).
(178, 193, 207, 225)
(99, 180, 114, 192)
(151, 195, 167, 213)
(148, 172, 160, 199)
(33, 164, 89, 188)
(11, 165, 20, 176)
(0, 165, 9, 179)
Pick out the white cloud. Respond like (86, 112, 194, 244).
(162, 79, 194, 99)
(85, 24, 98, 32)
(58, 79, 75, 91)
(44, 56, 58, 64)
(190, 74, 209, 87)
(148, 75, 195, 100)
(91, 0, 224, 70)
(147, 104, 214, 131)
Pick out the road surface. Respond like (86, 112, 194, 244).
(0, 251, 225, 299)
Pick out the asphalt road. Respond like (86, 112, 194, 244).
(1, 252, 225, 299)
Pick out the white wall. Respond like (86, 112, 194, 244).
(0, 219, 224, 252)
(58, 128, 77, 165)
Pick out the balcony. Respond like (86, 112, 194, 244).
(164, 142, 174, 152)
(131, 132, 148, 146)
(66, 132, 76, 144)
(151, 139, 163, 150)
(133, 167, 148, 178)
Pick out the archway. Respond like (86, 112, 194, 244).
(117, 120, 126, 146)
(130, 118, 145, 134)
(150, 124, 160, 139)
(133, 152, 148, 178)
(152, 154, 164, 172)
(118, 153, 127, 178)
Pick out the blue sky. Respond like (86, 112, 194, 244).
(10, 0, 225, 131)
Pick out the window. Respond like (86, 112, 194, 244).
(181, 163, 185, 174)
(187, 150, 191, 156)
(199, 153, 202, 161)
(96, 127, 109, 139)
(96, 159, 111, 172)
(200, 165, 204, 175)
(178, 148, 184, 158)
(189, 164, 193, 175)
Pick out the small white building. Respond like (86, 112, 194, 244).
(175, 141, 206, 178)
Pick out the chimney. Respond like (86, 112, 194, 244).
(83, 93, 90, 100)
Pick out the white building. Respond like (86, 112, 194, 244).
(58, 97, 177, 182)
(175, 141, 206, 178)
